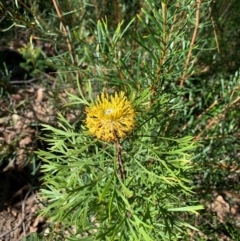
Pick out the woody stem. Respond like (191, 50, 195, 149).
(115, 139, 125, 180)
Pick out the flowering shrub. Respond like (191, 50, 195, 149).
(3, 0, 240, 239)
(37, 85, 202, 240)
(34, 0, 210, 239)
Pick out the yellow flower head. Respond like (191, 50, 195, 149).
(86, 92, 135, 142)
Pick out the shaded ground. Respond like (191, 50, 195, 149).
(0, 82, 49, 240)
(0, 184, 45, 241)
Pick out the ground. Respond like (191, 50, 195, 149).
(0, 46, 79, 239)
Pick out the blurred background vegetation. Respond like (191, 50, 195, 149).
(0, 0, 240, 240)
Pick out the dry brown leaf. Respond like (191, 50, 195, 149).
(19, 136, 32, 146)
(36, 87, 45, 102)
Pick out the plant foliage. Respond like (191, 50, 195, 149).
(2, 0, 240, 240)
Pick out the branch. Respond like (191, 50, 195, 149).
(180, 0, 202, 87)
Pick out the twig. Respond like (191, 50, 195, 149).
(167, 7, 178, 44)
(194, 96, 240, 141)
(16, 0, 31, 12)
(181, 100, 218, 131)
(196, 100, 218, 120)
(220, 1, 234, 20)
(115, 139, 125, 180)
(9, 77, 37, 85)
(159, 2, 167, 69)
(0, 12, 6, 23)
(150, 2, 167, 105)
(0, 188, 31, 239)
(209, 5, 220, 53)
(51, 0, 85, 95)
(180, 0, 202, 87)
(51, 0, 72, 54)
